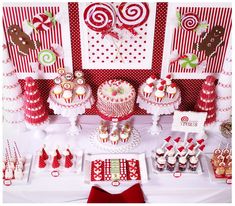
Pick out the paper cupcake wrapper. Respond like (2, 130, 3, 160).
(155, 97, 163, 102)
(77, 94, 85, 100)
(168, 93, 175, 99)
(121, 138, 129, 143)
(143, 91, 152, 98)
(54, 93, 62, 99)
(100, 138, 108, 143)
(64, 98, 72, 103)
(111, 140, 118, 145)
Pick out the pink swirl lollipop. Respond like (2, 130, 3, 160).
(84, 3, 119, 39)
(181, 13, 199, 31)
(117, 2, 150, 35)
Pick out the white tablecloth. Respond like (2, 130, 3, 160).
(3, 115, 231, 203)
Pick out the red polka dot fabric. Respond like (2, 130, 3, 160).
(19, 2, 205, 115)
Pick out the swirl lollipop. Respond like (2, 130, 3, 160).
(181, 13, 199, 31)
(38, 49, 56, 66)
(117, 2, 150, 35)
(83, 3, 119, 39)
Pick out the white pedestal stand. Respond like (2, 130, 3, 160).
(137, 83, 181, 135)
(48, 85, 94, 136)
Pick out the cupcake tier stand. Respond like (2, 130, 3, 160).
(48, 85, 94, 136)
(137, 83, 181, 135)
(92, 109, 141, 153)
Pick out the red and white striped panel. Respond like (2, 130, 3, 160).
(120, 159, 127, 181)
(169, 7, 232, 74)
(2, 6, 64, 74)
(104, 159, 111, 181)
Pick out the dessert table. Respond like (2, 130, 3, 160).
(3, 115, 231, 203)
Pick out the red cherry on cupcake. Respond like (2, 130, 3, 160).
(112, 90, 117, 96)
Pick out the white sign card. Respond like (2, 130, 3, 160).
(172, 111, 207, 133)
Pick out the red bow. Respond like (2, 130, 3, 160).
(87, 183, 145, 203)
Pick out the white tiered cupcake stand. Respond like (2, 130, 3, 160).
(137, 83, 181, 135)
(48, 85, 94, 135)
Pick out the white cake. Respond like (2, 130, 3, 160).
(97, 79, 136, 118)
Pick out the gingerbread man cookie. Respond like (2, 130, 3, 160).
(7, 25, 41, 56)
(193, 25, 225, 58)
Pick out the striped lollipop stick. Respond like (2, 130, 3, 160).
(7, 139, 13, 159)
(5, 148, 10, 168)
(13, 146, 18, 162)
(14, 141, 21, 158)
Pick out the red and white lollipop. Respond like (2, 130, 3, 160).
(117, 2, 150, 35)
(181, 13, 199, 31)
(84, 3, 119, 39)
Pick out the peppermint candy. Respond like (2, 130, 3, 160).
(32, 11, 55, 32)
(38, 49, 56, 66)
(181, 13, 199, 31)
(117, 2, 149, 35)
(178, 53, 199, 69)
(83, 3, 119, 39)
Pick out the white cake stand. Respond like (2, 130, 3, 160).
(48, 85, 94, 136)
(137, 83, 181, 135)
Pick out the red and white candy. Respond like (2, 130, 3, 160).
(83, 3, 119, 39)
(181, 13, 199, 31)
(32, 13, 53, 32)
(117, 2, 150, 35)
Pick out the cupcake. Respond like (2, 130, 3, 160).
(154, 86, 165, 102)
(120, 129, 129, 143)
(166, 83, 177, 98)
(156, 156, 166, 171)
(63, 89, 73, 103)
(75, 85, 86, 100)
(53, 85, 63, 98)
(178, 156, 187, 171)
(155, 148, 164, 159)
(165, 74, 172, 86)
(167, 156, 176, 171)
(156, 79, 166, 90)
(189, 156, 198, 171)
(110, 130, 119, 145)
(143, 83, 154, 98)
(99, 121, 108, 132)
(146, 74, 157, 84)
(99, 129, 109, 143)
(122, 122, 132, 133)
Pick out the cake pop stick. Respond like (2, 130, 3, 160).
(164, 145, 174, 157)
(196, 144, 205, 158)
(174, 146, 185, 158)
(161, 136, 172, 148)
(14, 141, 21, 158)
(195, 139, 204, 149)
(185, 144, 195, 158)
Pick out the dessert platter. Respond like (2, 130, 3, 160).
(48, 69, 94, 135)
(32, 145, 83, 177)
(3, 140, 32, 186)
(151, 136, 205, 176)
(206, 145, 232, 184)
(84, 153, 148, 186)
(137, 74, 181, 135)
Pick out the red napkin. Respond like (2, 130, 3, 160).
(87, 183, 145, 203)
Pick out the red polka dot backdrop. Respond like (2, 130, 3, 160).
(18, 2, 205, 115)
